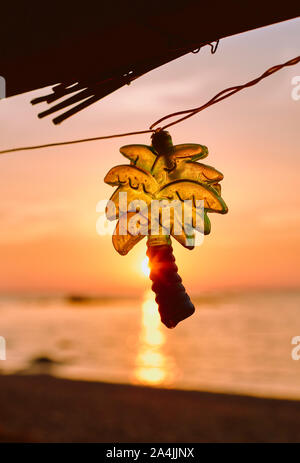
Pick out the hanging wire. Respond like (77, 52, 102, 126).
(209, 40, 220, 54)
(150, 55, 300, 131)
(192, 41, 219, 54)
(0, 130, 154, 155)
(0, 55, 299, 156)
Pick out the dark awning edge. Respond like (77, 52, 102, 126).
(0, 1, 298, 123)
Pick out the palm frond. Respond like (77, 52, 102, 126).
(104, 164, 158, 194)
(157, 179, 228, 213)
(120, 145, 157, 172)
(106, 185, 152, 220)
(172, 143, 208, 161)
(112, 212, 146, 255)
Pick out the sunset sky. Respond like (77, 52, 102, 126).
(0, 18, 299, 296)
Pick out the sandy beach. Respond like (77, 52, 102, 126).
(0, 374, 300, 443)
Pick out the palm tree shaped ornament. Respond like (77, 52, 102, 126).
(104, 130, 228, 328)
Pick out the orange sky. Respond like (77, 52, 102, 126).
(0, 18, 299, 296)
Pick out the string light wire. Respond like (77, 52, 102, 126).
(0, 55, 299, 155)
(150, 55, 300, 131)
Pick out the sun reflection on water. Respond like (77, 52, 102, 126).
(134, 290, 175, 386)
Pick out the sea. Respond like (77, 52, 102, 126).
(1, 289, 300, 399)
